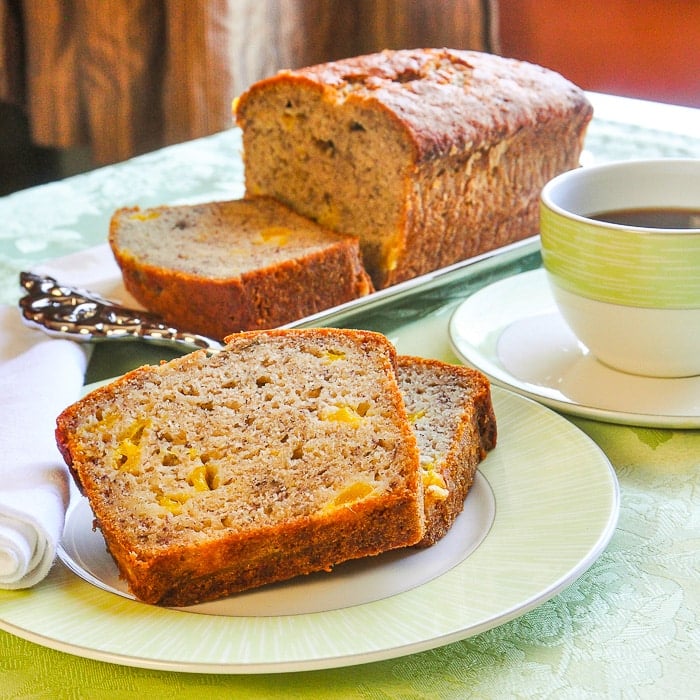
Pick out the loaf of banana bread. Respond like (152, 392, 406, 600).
(235, 48, 593, 288)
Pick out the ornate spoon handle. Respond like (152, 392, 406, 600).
(19, 272, 223, 352)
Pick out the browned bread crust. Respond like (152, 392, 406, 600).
(109, 197, 373, 340)
(235, 48, 593, 288)
(398, 356, 497, 547)
(55, 328, 423, 606)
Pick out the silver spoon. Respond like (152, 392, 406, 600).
(19, 272, 223, 352)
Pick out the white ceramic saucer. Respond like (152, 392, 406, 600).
(449, 268, 700, 429)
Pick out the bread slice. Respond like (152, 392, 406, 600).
(397, 356, 497, 547)
(108, 196, 374, 340)
(55, 328, 424, 606)
(235, 48, 592, 289)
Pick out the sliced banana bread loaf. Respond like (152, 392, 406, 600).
(109, 197, 373, 340)
(235, 48, 592, 288)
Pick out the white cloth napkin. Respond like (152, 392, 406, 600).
(0, 305, 88, 588)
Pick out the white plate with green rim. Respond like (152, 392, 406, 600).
(0, 385, 619, 673)
(449, 268, 700, 429)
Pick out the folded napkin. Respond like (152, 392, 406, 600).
(0, 305, 88, 589)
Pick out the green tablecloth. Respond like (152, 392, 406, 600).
(1, 93, 699, 698)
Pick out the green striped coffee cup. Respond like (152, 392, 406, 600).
(539, 159, 700, 377)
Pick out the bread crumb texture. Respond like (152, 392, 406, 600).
(66, 331, 415, 541)
(113, 199, 358, 279)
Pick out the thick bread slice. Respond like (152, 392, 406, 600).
(397, 356, 497, 547)
(55, 329, 423, 606)
(109, 196, 373, 340)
